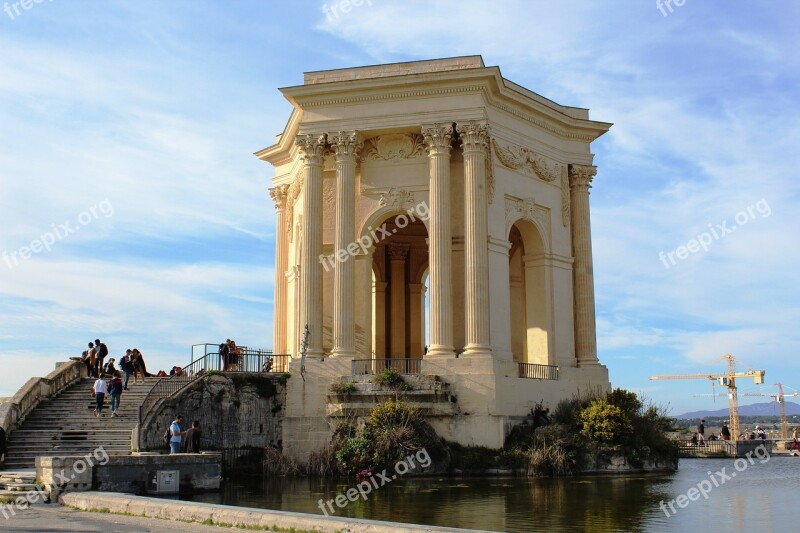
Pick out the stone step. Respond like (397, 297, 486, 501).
(0, 482, 40, 491)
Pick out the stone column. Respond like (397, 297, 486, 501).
(569, 164, 599, 365)
(269, 184, 290, 354)
(331, 131, 362, 358)
(459, 121, 492, 357)
(422, 123, 455, 358)
(296, 133, 327, 357)
(389, 245, 408, 358)
(408, 283, 424, 358)
(373, 281, 387, 358)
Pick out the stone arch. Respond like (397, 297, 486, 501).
(361, 206, 430, 361)
(508, 217, 552, 366)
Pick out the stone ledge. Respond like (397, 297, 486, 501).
(61, 491, 483, 533)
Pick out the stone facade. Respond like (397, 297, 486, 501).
(258, 56, 612, 458)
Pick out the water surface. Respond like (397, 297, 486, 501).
(183, 457, 800, 532)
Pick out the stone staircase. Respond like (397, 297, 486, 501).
(3, 378, 157, 470)
(0, 470, 38, 498)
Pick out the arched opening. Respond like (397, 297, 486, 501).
(509, 220, 551, 365)
(370, 213, 429, 362)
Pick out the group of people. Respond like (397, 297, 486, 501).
(691, 419, 776, 445)
(80, 339, 109, 378)
(166, 414, 201, 454)
(90, 373, 124, 417)
(218, 339, 242, 371)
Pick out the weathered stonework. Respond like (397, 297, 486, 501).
(140, 374, 286, 452)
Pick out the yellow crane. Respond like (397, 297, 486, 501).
(741, 383, 800, 440)
(650, 354, 765, 441)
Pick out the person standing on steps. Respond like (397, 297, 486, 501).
(87, 342, 97, 378)
(95, 339, 108, 377)
(92, 375, 108, 417)
(107, 375, 123, 417)
(120, 350, 133, 390)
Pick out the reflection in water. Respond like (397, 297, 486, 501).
(182, 458, 800, 532)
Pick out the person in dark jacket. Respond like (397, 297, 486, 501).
(183, 420, 201, 453)
(0, 426, 7, 469)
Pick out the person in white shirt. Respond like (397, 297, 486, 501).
(93, 377, 108, 417)
(169, 415, 187, 454)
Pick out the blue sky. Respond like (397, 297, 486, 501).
(1, 0, 798, 416)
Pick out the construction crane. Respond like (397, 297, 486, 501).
(741, 383, 800, 440)
(650, 354, 765, 441)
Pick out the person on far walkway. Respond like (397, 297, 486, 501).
(790, 428, 800, 452)
(169, 415, 187, 454)
(697, 419, 705, 444)
(721, 421, 731, 441)
(183, 420, 201, 453)
(107, 375, 123, 417)
(92, 375, 108, 417)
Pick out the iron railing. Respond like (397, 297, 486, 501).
(351, 358, 422, 376)
(138, 344, 291, 431)
(518, 362, 559, 380)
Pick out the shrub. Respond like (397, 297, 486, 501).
(331, 381, 357, 395)
(579, 399, 633, 444)
(332, 400, 446, 476)
(375, 368, 405, 389)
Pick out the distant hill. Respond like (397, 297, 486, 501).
(676, 401, 800, 419)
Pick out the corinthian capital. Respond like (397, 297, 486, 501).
(269, 184, 290, 211)
(568, 164, 597, 191)
(458, 121, 489, 153)
(295, 133, 327, 166)
(388, 244, 409, 261)
(422, 123, 454, 157)
(330, 131, 363, 162)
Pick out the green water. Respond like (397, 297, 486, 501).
(183, 457, 800, 532)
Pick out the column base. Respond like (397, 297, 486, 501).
(425, 345, 456, 358)
(462, 344, 492, 357)
(330, 349, 357, 359)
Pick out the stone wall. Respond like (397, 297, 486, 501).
(140, 373, 287, 452)
(38, 454, 221, 499)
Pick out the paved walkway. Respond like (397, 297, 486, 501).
(3, 504, 238, 532)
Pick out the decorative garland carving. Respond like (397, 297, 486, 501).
(560, 166, 570, 227)
(486, 146, 495, 204)
(286, 175, 303, 241)
(362, 133, 425, 161)
(379, 187, 416, 210)
(492, 139, 562, 183)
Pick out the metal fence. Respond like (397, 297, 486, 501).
(351, 358, 423, 376)
(518, 362, 559, 380)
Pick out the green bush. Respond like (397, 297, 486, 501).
(331, 381, 357, 394)
(375, 368, 405, 389)
(579, 399, 633, 444)
(332, 400, 446, 475)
